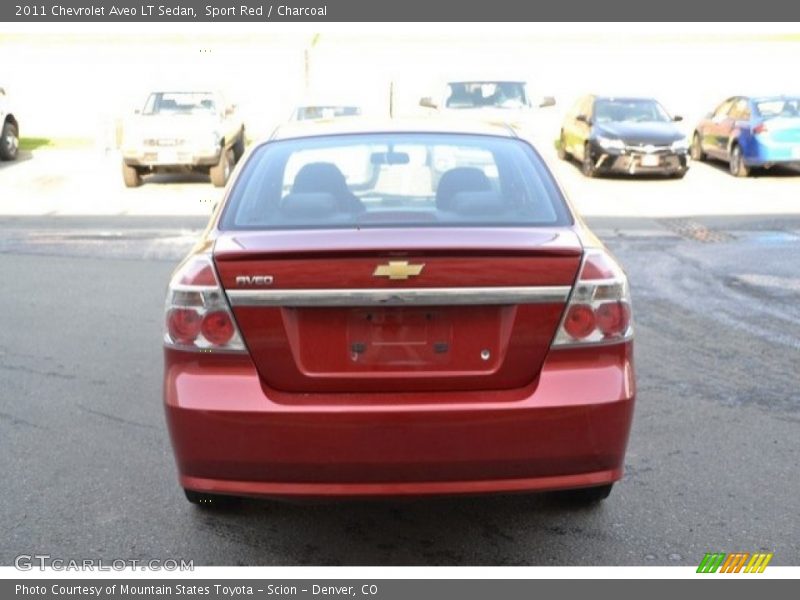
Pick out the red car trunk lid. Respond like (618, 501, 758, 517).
(214, 228, 582, 394)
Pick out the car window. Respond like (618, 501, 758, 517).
(445, 82, 528, 109)
(713, 99, 735, 119)
(220, 133, 571, 230)
(593, 99, 671, 123)
(729, 99, 751, 121)
(754, 98, 800, 118)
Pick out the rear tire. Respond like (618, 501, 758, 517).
(690, 132, 705, 161)
(554, 484, 613, 504)
(122, 162, 141, 187)
(0, 121, 19, 161)
(184, 489, 239, 509)
(209, 148, 232, 187)
(729, 144, 750, 177)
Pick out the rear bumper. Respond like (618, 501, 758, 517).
(743, 139, 800, 166)
(164, 343, 636, 499)
(123, 149, 221, 168)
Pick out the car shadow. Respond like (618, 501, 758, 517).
(141, 171, 212, 186)
(184, 489, 616, 565)
(0, 149, 35, 168)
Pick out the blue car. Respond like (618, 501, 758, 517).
(691, 96, 800, 176)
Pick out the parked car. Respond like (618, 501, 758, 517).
(120, 90, 245, 187)
(289, 103, 362, 121)
(558, 95, 689, 178)
(691, 96, 800, 177)
(0, 86, 19, 161)
(420, 80, 556, 122)
(163, 118, 636, 508)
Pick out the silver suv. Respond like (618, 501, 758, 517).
(121, 90, 245, 187)
(0, 87, 19, 161)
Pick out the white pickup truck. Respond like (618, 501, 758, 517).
(0, 87, 19, 161)
(121, 90, 245, 187)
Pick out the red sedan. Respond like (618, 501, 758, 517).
(163, 119, 635, 506)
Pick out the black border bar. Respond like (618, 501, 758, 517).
(4, 1, 800, 22)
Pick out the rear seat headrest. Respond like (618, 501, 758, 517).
(436, 167, 492, 210)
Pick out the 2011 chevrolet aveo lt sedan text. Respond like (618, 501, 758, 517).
(163, 119, 636, 507)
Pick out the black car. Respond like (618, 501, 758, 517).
(558, 95, 689, 178)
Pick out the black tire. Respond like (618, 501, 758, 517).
(729, 144, 750, 177)
(232, 130, 245, 162)
(581, 143, 597, 178)
(122, 162, 142, 187)
(209, 148, 232, 187)
(0, 121, 19, 161)
(184, 489, 239, 508)
(557, 131, 570, 160)
(672, 167, 688, 179)
(553, 484, 613, 504)
(690, 132, 705, 161)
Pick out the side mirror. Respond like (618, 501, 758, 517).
(419, 96, 438, 110)
(539, 96, 556, 108)
(576, 114, 592, 125)
(673, 115, 683, 122)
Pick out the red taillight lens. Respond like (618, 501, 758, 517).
(164, 254, 245, 353)
(201, 311, 235, 346)
(552, 249, 633, 347)
(564, 304, 596, 339)
(167, 308, 202, 344)
(595, 301, 631, 337)
(753, 123, 768, 135)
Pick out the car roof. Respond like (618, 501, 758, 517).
(592, 95, 660, 102)
(446, 80, 527, 84)
(271, 117, 520, 141)
(749, 94, 800, 102)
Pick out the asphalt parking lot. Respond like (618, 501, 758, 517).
(1, 144, 799, 566)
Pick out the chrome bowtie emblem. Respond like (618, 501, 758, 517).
(373, 261, 425, 281)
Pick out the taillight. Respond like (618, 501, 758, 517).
(164, 254, 246, 353)
(552, 249, 633, 346)
(753, 123, 768, 135)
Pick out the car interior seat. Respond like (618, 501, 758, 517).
(435, 167, 493, 211)
(290, 162, 364, 214)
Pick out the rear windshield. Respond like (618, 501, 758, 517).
(220, 133, 571, 231)
(754, 98, 800, 118)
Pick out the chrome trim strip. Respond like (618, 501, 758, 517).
(226, 286, 571, 307)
